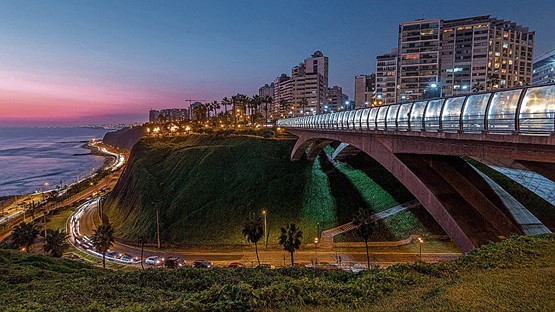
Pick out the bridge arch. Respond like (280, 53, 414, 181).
(290, 130, 525, 253)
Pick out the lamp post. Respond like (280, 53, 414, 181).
(430, 82, 442, 98)
(314, 237, 319, 266)
(417, 237, 424, 261)
(262, 210, 267, 250)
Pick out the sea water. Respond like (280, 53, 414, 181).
(0, 127, 109, 196)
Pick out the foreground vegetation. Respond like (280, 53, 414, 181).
(0, 235, 554, 311)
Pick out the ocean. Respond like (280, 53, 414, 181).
(0, 127, 110, 197)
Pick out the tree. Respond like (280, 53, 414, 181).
(221, 97, 232, 122)
(352, 208, 374, 270)
(472, 83, 485, 93)
(486, 74, 500, 90)
(211, 100, 220, 121)
(251, 95, 263, 124)
(91, 222, 115, 269)
(242, 214, 264, 265)
(11, 222, 39, 252)
(278, 223, 303, 266)
(262, 95, 273, 122)
(43, 229, 68, 257)
(137, 234, 148, 269)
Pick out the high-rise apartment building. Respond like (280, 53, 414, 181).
(271, 51, 329, 116)
(149, 108, 189, 123)
(440, 16, 534, 96)
(397, 19, 442, 102)
(391, 15, 533, 100)
(354, 74, 376, 108)
(375, 48, 398, 104)
(532, 49, 555, 85)
(259, 83, 274, 98)
(326, 86, 344, 112)
(272, 74, 293, 116)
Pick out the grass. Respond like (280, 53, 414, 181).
(104, 134, 446, 245)
(0, 234, 553, 311)
(105, 135, 325, 245)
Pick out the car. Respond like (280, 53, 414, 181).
(192, 260, 213, 268)
(145, 256, 162, 265)
(227, 262, 244, 268)
(164, 257, 185, 268)
(120, 254, 134, 262)
(106, 251, 118, 259)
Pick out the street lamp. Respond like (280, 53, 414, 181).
(314, 237, 319, 266)
(262, 210, 267, 250)
(417, 237, 424, 261)
(429, 82, 442, 98)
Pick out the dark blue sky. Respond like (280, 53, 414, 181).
(1, 0, 554, 125)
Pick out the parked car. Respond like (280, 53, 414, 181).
(164, 257, 185, 268)
(145, 256, 162, 265)
(106, 251, 118, 259)
(227, 262, 244, 268)
(192, 260, 213, 268)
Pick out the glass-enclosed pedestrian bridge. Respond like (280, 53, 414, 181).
(277, 84, 555, 135)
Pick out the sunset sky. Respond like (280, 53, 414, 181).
(1, 0, 554, 126)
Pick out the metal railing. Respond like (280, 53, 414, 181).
(277, 83, 555, 136)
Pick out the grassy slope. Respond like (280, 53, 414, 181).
(105, 134, 444, 245)
(105, 135, 336, 244)
(0, 235, 554, 311)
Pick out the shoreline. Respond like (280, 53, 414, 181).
(0, 140, 117, 198)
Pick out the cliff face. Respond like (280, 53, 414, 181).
(105, 134, 443, 245)
(104, 134, 323, 244)
(103, 126, 146, 150)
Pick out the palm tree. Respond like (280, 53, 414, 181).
(472, 83, 485, 93)
(352, 208, 374, 270)
(221, 97, 232, 122)
(211, 100, 220, 121)
(299, 98, 308, 116)
(278, 223, 303, 266)
(137, 234, 148, 269)
(251, 95, 263, 124)
(242, 214, 264, 265)
(11, 222, 39, 252)
(43, 229, 68, 257)
(91, 222, 115, 269)
(486, 74, 500, 90)
(232, 94, 248, 124)
(262, 95, 273, 122)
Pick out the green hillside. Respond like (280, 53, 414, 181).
(105, 134, 442, 245)
(0, 235, 554, 311)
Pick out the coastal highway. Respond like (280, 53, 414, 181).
(72, 194, 461, 268)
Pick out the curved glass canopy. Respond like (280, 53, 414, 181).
(276, 84, 555, 135)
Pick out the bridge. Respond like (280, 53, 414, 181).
(277, 83, 555, 253)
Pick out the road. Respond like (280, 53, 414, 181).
(72, 194, 461, 269)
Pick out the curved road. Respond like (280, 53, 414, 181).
(71, 196, 461, 268)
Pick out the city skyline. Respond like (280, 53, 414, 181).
(1, 0, 554, 126)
